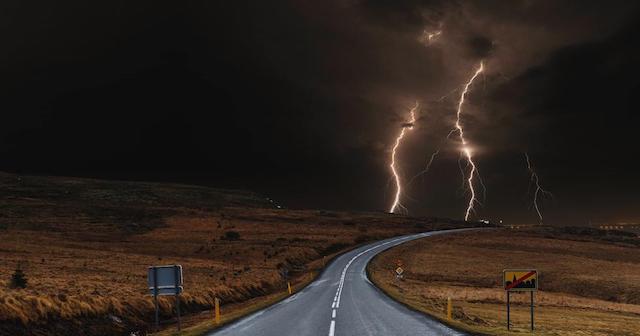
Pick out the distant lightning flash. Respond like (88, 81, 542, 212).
(524, 153, 553, 224)
(419, 29, 443, 46)
(408, 129, 457, 185)
(389, 102, 419, 214)
(455, 62, 485, 221)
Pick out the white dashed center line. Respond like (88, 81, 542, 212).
(326, 235, 421, 336)
(328, 320, 336, 336)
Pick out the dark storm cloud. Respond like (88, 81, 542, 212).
(359, 0, 446, 31)
(466, 36, 494, 58)
(450, 10, 640, 226)
(0, 0, 639, 225)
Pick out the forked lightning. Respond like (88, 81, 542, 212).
(455, 62, 485, 221)
(389, 102, 419, 214)
(525, 153, 553, 224)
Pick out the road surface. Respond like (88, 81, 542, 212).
(209, 229, 470, 336)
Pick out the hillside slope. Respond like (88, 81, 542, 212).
(0, 172, 469, 335)
(368, 228, 640, 336)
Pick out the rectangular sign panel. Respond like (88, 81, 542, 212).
(148, 265, 183, 296)
(503, 269, 538, 291)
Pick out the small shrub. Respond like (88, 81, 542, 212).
(224, 231, 241, 240)
(354, 235, 371, 244)
(320, 242, 350, 256)
(9, 269, 28, 289)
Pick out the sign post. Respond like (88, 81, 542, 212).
(174, 266, 181, 331)
(148, 265, 184, 332)
(503, 269, 537, 331)
(395, 259, 404, 280)
(531, 291, 534, 330)
(506, 290, 510, 330)
(153, 267, 159, 331)
(395, 266, 404, 279)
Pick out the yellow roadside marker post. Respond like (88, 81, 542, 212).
(214, 297, 221, 325)
(447, 297, 452, 321)
(287, 281, 292, 295)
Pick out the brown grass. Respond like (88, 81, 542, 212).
(0, 172, 472, 335)
(368, 229, 640, 335)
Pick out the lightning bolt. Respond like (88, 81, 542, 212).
(524, 153, 553, 224)
(455, 62, 485, 221)
(407, 81, 469, 185)
(389, 101, 419, 214)
(406, 27, 451, 186)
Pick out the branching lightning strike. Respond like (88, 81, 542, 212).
(389, 102, 419, 214)
(455, 62, 485, 221)
(525, 153, 553, 224)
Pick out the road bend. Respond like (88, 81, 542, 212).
(209, 229, 472, 336)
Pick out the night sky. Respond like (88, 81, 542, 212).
(1, 1, 639, 226)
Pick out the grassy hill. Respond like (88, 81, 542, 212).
(368, 228, 640, 336)
(0, 172, 471, 335)
(0, 172, 269, 237)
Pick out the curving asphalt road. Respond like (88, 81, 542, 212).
(209, 229, 470, 336)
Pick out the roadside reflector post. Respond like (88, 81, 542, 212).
(447, 297, 452, 321)
(279, 267, 290, 295)
(215, 297, 221, 325)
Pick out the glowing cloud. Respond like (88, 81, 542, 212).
(420, 30, 442, 45)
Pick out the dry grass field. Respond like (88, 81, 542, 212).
(368, 228, 640, 336)
(0, 172, 471, 335)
